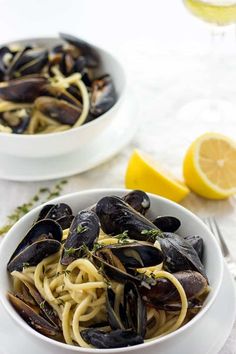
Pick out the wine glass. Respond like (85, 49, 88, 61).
(181, 0, 236, 122)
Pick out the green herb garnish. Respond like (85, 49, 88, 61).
(115, 230, 130, 244)
(22, 262, 30, 268)
(77, 224, 88, 234)
(141, 229, 162, 242)
(63, 247, 80, 256)
(0, 179, 68, 237)
(93, 242, 103, 252)
(39, 300, 46, 309)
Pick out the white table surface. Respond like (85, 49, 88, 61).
(0, 1, 236, 353)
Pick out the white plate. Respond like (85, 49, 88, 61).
(0, 92, 137, 182)
(0, 263, 235, 354)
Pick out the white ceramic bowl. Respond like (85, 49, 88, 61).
(0, 38, 126, 158)
(0, 189, 223, 354)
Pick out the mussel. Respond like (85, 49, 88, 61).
(61, 210, 100, 265)
(36, 203, 74, 230)
(184, 235, 204, 261)
(123, 190, 150, 215)
(0, 77, 48, 102)
(7, 219, 62, 272)
(8, 293, 62, 340)
(81, 329, 143, 349)
(60, 32, 100, 68)
(140, 270, 207, 306)
(96, 242, 163, 269)
(96, 196, 161, 242)
(156, 232, 208, 281)
(90, 75, 116, 117)
(0, 109, 30, 134)
(152, 216, 181, 232)
(7, 239, 61, 272)
(34, 96, 82, 125)
(106, 282, 146, 338)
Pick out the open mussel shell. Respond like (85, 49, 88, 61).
(7, 239, 61, 272)
(184, 235, 204, 261)
(35, 96, 82, 125)
(96, 196, 160, 242)
(140, 270, 207, 305)
(107, 288, 125, 330)
(17, 278, 60, 328)
(93, 253, 137, 283)
(59, 32, 100, 68)
(152, 216, 181, 233)
(157, 232, 208, 281)
(96, 242, 163, 269)
(90, 75, 116, 117)
(0, 46, 11, 79)
(44, 203, 73, 221)
(124, 282, 146, 337)
(0, 77, 48, 103)
(9, 219, 63, 263)
(61, 210, 100, 265)
(36, 203, 74, 230)
(0, 109, 30, 134)
(14, 48, 48, 77)
(8, 293, 62, 340)
(81, 328, 143, 349)
(123, 190, 150, 215)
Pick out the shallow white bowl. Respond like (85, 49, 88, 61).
(0, 38, 126, 158)
(0, 189, 223, 354)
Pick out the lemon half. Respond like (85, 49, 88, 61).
(183, 132, 236, 199)
(125, 149, 190, 203)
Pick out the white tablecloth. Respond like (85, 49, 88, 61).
(0, 43, 235, 353)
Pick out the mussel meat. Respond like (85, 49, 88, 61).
(140, 270, 207, 305)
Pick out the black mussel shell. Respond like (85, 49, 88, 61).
(124, 282, 146, 337)
(92, 254, 137, 283)
(9, 219, 63, 263)
(90, 75, 116, 117)
(184, 235, 204, 261)
(0, 46, 11, 79)
(16, 48, 48, 77)
(36, 204, 55, 221)
(17, 278, 60, 328)
(123, 190, 150, 215)
(157, 232, 208, 281)
(45, 203, 73, 221)
(34, 96, 82, 125)
(56, 215, 74, 230)
(81, 328, 143, 349)
(107, 288, 125, 330)
(152, 216, 181, 233)
(8, 293, 62, 340)
(140, 270, 207, 305)
(0, 77, 48, 103)
(59, 32, 100, 68)
(97, 242, 163, 269)
(7, 239, 61, 272)
(96, 196, 160, 242)
(61, 210, 100, 265)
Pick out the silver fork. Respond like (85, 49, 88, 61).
(204, 217, 236, 280)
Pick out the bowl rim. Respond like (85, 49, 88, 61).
(0, 188, 224, 353)
(0, 36, 127, 139)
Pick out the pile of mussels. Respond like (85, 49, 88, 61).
(7, 190, 208, 349)
(0, 32, 116, 134)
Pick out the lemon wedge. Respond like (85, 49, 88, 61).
(183, 132, 236, 199)
(125, 149, 190, 203)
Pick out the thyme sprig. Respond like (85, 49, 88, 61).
(141, 229, 163, 242)
(0, 179, 68, 237)
(114, 230, 130, 244)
